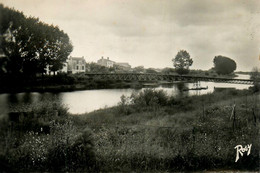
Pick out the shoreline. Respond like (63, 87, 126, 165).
(0, 81, 187, 94)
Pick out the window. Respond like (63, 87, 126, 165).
(82, 66, 84, 70)
(76, 66, 79, 70)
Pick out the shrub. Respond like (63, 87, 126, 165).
(31, 99, 69, 120)
(131, 89, 169, 109)
(117, 95, 133, 115)
(47, 121, 96, 172)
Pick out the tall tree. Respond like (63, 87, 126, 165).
(47, 27, 73, 74)
(213, 56, 236, 75)
(0, 4, 73, 76)
(172, 50, 193, 75)
(0, 4, 28, 75)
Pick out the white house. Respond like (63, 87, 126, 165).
(97, 57, 115, 68)
(67, 56, 86, 74)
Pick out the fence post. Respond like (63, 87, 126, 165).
(252, 108, 256, 126)
(230, 104, 236, 131)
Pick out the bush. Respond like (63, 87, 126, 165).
(131, 89, 169, 109)
(43, 73, 76, 85)
(117, 95, 133, 115)
(47, 121, 96, 172)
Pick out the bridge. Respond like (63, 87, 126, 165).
(85, 73, 254, 85)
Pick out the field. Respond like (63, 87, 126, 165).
(0, 89, 259, 172)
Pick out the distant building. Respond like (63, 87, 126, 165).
(97, 57, 132, 71)
(97, 57, 115, 68)
(116, 62, 131, 70)
(67, 56, 86, 74)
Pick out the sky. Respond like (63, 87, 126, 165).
(1, 0, 260, 71)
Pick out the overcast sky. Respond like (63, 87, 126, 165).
(1, 0, 260, 71)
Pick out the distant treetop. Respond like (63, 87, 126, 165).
(213, 55, 236, 75)
(172, 50, 193, 75)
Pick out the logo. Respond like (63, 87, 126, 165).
(234, 144, 252, 162)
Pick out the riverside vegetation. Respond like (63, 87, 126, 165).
(0, 88, 259, 172)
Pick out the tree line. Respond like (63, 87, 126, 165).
(172, 50, 237, 75)
(0, 4, 73, 76)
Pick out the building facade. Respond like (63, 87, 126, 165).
(67, 56, 86, 74)
(97, 57, 115, 68)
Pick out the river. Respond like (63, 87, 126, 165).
(0, 74, 252, 114)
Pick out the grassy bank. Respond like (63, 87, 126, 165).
(0, 89, 259, 172)
(79, 89, 259, 172)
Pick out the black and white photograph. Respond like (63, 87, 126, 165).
(0, 0, 259, 172)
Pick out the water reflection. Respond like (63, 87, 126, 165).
(0, 75, 252, 114)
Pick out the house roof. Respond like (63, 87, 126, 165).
(98, 58, 115, 63)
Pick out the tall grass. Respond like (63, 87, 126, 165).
(0, 100, 96, 172)
(80, 89, 260, 172)
(0, 89, 259, 172)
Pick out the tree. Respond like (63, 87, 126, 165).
(213, 56, 236, 75)
(0, 4, 73, 76)
(172, 50, 193, 75)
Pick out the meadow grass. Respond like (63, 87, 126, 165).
(0, 89, 259, 172)
(78, 89, 260, 172)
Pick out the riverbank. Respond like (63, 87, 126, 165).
(0, 88, 259, 172)
(0, 77, 145, 94)
(0, 73, 242, 94)
(78, 89, 259, 172)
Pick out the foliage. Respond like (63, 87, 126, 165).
(161, 67, 175, 74)
(130, 89, 169, 110)
(0, 4, 73, 76)
(47, 121, 96, 172)
(250, 67, 260, 92)
(213, 55, 237, 75)
(1, 89, 259, 172)
(0, 99, 96, 172)
(117, 95, 133, 115)
(133, 66, 145, 73)
(146, 68, 158, 73)
(82, 90, 260, 172)
(86, 62, 111, 73)
(172, 50, 193, 75)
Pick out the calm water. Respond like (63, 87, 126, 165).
(0, 75, 252, 114)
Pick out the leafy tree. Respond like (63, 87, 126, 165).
(213, 56, 236, 75)
(0, 4, 73, 76)
(172, 50, 193, 75)
(46, 26, 73, 74)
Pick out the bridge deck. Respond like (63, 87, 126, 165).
(85, 73, 253, 85)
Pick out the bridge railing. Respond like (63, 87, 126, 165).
(84, 73, 253, 85)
